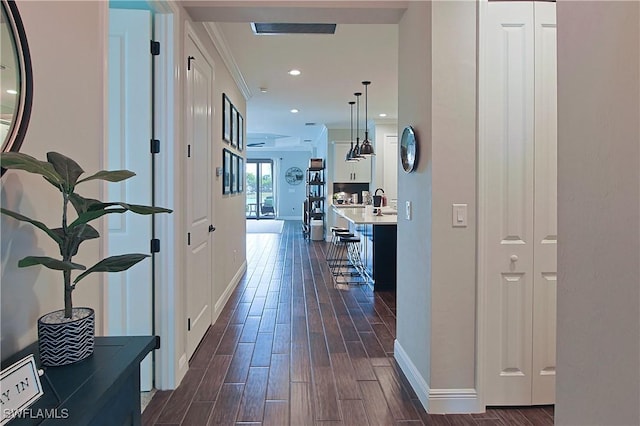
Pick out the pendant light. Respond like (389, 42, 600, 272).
(359, 81, 375, 156)
(345, 101, 359, 162)
(352, 92, 363, 158)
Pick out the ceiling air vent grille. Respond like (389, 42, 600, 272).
(251, 23, 337, 35)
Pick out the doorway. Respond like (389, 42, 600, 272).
(107, 6, 154, 391)
(184, 25, 215, 360)
(246, 159, 275, 220)
(478, 1, 557, 406)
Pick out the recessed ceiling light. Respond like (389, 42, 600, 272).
(288, 69, 301, 76)
(379, 113, 387, 117)
(6, 89, 17, 95)
(259, 87, 268, 93)
(290, 109, 299, 113)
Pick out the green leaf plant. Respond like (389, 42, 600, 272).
(1, 152, 172, 319)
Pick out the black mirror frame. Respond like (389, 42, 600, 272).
(1, 0, 32, 174)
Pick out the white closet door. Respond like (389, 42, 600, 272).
(532, 1, 557, 405)
(484, 1, 536, 406)
(185, 30, 214, 359)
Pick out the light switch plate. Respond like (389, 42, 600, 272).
(452, 203, 467, 227)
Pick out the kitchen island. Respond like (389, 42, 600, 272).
(332, 206, 397, 291)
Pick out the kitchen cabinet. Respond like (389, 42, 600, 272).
(333, 142, 371, 183)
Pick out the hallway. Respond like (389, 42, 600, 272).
(142, 221, 553, 425)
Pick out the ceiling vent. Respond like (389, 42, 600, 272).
(251, 23, 337, 35)
(305, 122, 317, 126)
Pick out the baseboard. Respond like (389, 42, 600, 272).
(174, 353, 188, 388)
(394, 340, 483, 414)
(215, 260, 247, 314)
(276, 215, 301, 221)
(428, 388, 482, 414)
(394, 340, 430, 407)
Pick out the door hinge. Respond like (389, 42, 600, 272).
(187, 232, 191, 245)
(187, 318, 191, 331)
(151, 139, 160, 154)
(150, 40, 160, 56)
(150, 239, 160, 253)
(188, 144, 191, 158)
(187, 55, 195, 71)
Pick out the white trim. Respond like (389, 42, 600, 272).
(394, 340, 482, 415)
(99, 0, 109, 338)
(153, 8, 178, 390)
(215, 261, 247, 314)
(204, 22, 252, 101)
(394, 340, 429, 407)
(428, 388, 482, 414)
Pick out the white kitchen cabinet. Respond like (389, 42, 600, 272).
(333, 142, 371, 183)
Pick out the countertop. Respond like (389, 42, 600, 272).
(332, 202, 365, 208)
(333, 205, 398, 225)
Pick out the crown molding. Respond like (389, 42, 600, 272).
(204, 22, 252, 101)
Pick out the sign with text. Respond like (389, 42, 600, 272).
(0, 355, 44, 425)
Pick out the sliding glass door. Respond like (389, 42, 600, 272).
(246, 159, 274, 219)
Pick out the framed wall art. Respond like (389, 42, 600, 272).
(231, 105, 239, 148)
(231, 152, 238, 193)
(222, 93, 231, 144)
(237, 113, 244, 151)
(223, 148, 231, 194)
(237, 156, 244, 192)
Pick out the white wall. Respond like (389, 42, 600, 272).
(395, 0, 478, 413)
(429, 0, 477, 391)
(556, 2, 640, 424)
(396, 0, 433, 393)
(1, 1, 107, 358)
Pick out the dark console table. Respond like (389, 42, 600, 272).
(2, 335, 159, 425)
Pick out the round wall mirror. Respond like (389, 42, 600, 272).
(1, 0, 32, 169)
(400, 125, 417, 173)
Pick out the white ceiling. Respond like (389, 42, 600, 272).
(183, 1, 406, 150)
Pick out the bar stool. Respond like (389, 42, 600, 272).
(326, 227, 351, 268)
(332, 235, 367, 285)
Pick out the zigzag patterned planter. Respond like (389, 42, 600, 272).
(38, 307, 95, 367)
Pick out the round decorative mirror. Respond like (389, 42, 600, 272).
(1, 0, 32, 169)
(400, 126, 417, 173)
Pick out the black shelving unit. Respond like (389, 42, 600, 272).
(303, 166, 325, 240)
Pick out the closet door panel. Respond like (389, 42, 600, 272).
(532, 0, 557, 405)
(484, 1, 535, 406)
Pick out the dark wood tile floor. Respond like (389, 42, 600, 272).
(143, 221, 554, 425)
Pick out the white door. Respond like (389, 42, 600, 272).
(382, 135, 398, 201)
(482, 1, 557, 406)
(185, 31, 214, 359)
(107, 8, 153, 391)
(531, 1, 557, 405)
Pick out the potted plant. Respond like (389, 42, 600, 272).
(0, 151, 172, 366)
